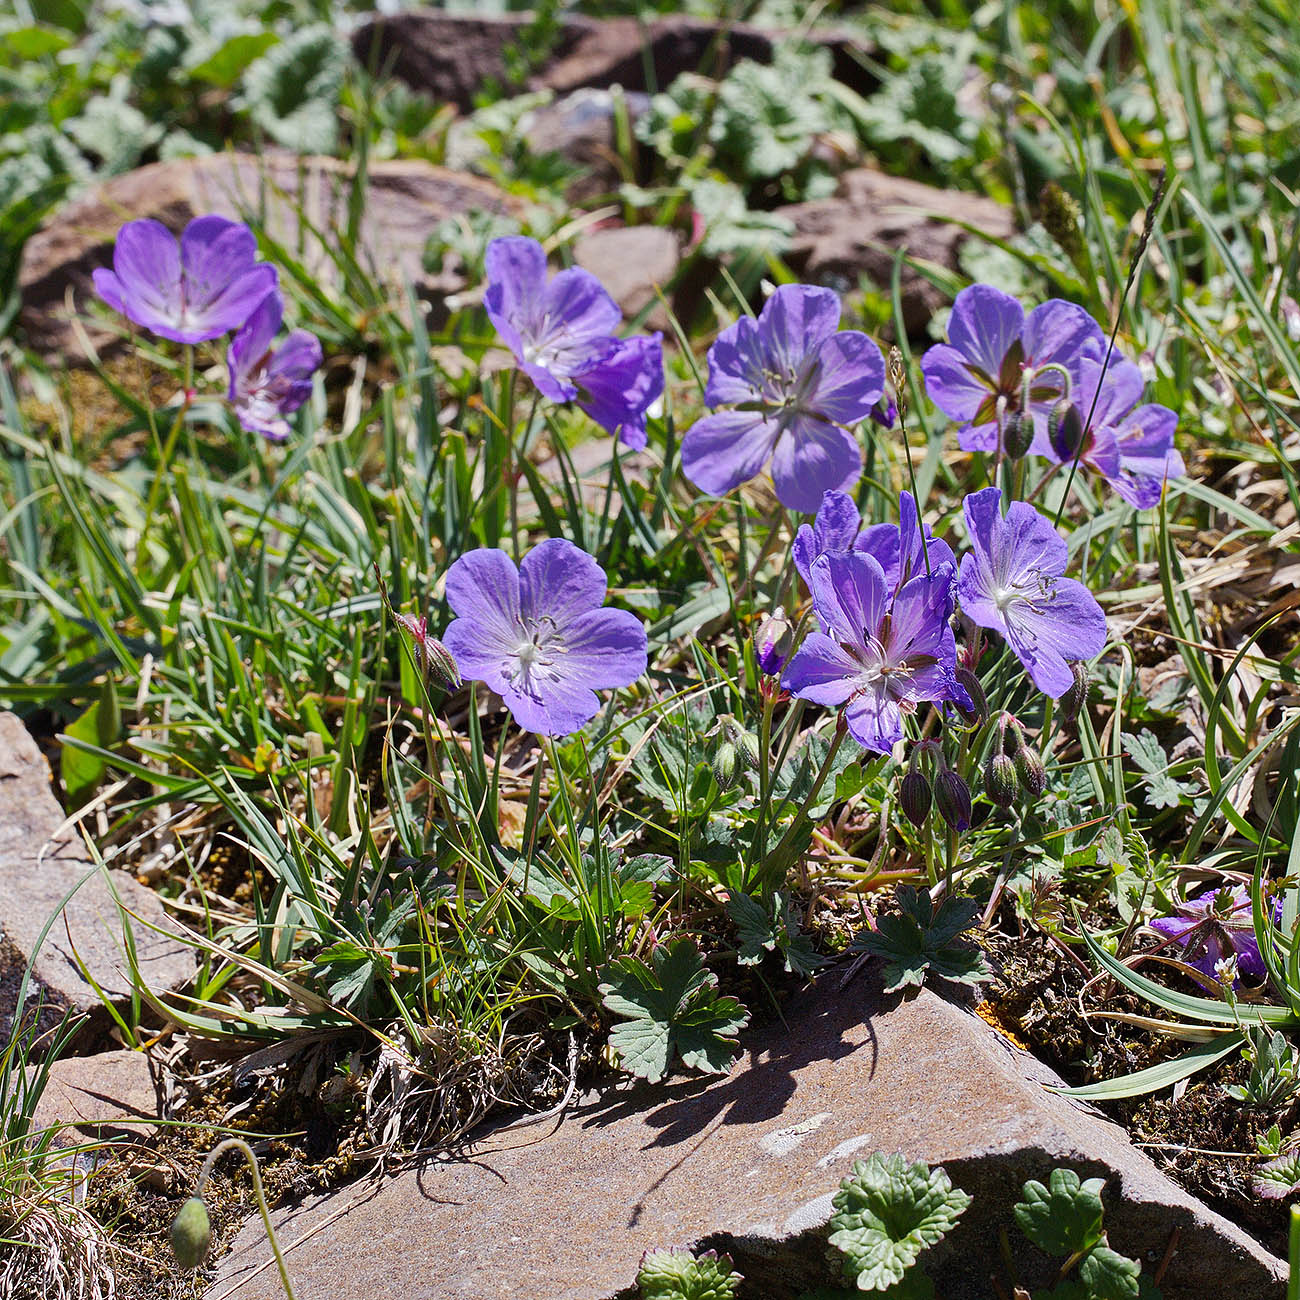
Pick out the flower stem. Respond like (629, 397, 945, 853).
(757, 724, 848, 894)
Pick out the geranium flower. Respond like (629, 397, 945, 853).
(441, 538, 647, 737)
(1057, 352, 1184, 509)
(1150, 885, 1275, 986)
(921, 284, 1103, 456)
(680, 284, 885, 513)
(573, 333, 664, 449)
(782, 551, 965, 754)
(956, 486, 1106, 698)
(793, 489, 956, 593)
(92, 215, 278, 344)
(226, 293, 322, 441)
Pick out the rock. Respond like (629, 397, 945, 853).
(19, 154, 517, 363)
(351, 12, 877, 112)
(208, 979, 1283, 1300)
(574, 224, 680, 329)
(31, 1048, 164, 1145)
(0, 713, 192, 1038)
(525, 89, 650, 203)
(779, 168, 1018, 333)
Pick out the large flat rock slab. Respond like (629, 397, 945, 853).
(19, 154, 516, 362)
(208, 978, 1283, 1300)
(0, 714, 191, 1035)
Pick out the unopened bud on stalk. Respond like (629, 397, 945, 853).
(170, 1196, 212, 1270)
(424, 637, 462, 691)
(754, 609, 793, 676)
(1060, 661, 1090, 723)
(952, 667, 987, 726)
(1015, 744, 1047, 799)
(899, 768, 933, 827)
(713, 742, 739, 791)
(887, 347, 908, 416)
(1000, 409, 1033, 461)
(934, 769, 972, 833)
(984, 751, 1018, 808)
(1048, 397, 1085, 462)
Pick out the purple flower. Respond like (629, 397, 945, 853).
(921, 284, 1104, 456)
(781, 551, 964, 754)
(573, 333, 664, 450)
(793, 490, 956, 594)
(226, 293, 322, 441)
(1149, 885, 1276, 986)
(483, 236, 620, 402)
(92, 215, 278, 345)
(680, 285, 885, 514)
(956, 486, 1106, 698)
(441, 538, 647, 737)
(1060, 353, 1184, 509)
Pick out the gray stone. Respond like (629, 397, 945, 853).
(574, 224, 680, 329)
(19, 154, 518, 362)
(31, 1048, 164, 1145)
(525, 89, 650, 203)
(0, 713, 192, 1036)
(207, 979, 1283, 1300)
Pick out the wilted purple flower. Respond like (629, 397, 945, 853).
(921, 284, 1104, 456)
(484, 236, 620, 402)
(793, 490, 956, 593)
(782, 551, 965, 754)
(573, 332, 664, 449)
(956, 486, 1106, 698)
(681, 285, 885, 513)
(1058, 353, 1184, 509)
(92, 215, 278, 344)
(441, 538, 647, 737)
(226, 293, 321, 441)
(1150, 885, 1276, 987)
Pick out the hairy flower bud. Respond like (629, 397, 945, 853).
(1048, 397, 1085, 462)
(1000, 409, 1033, 461)
(754, 609, 794, 676)
(713, 741, 739, 792)
(899, 768, 933, 827)
(1015, 744, 1047, 799)
(984, 751, 1018, 808)
(170, 1196, 212, 1270)
(1060, 661, 1090, 723)
(934, 769, 973, 833)
(952, 666, 988, 726)
(424, 636, 462, 691)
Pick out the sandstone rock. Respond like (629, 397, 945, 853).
(779, 168, 1018, 332)
(31, 1048, 164, 1145)
(19, 154, 516, 362)
(351, 12, 877, 111)
(574, 224, 680, 329)
(0, 713, 192, 1037)
(208, 979, 1283, 1300)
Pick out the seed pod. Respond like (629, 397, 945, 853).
(984, 751, 1018, 808)
(170, 1196, 212, 1270)
(934, 769, 973, 833)
(1001, 409, 1033, 461)
(899, 768, 932, 827)
(1015, 745, 1048, 799)
(1048, 397, 1085, 462)
(754, 610, 793, 676)
(1060, 661, 1090, 722)
(424, 636, 462, 691)
(952, 667, 988, 726)
(713, 741, 739, 792)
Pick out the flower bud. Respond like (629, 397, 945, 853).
(754, 609, 793, 676)
(1015, 745, 1047, 799)
(934, 769, 972, 833)
(899, 768, 932, 827)
(952, 667, 988, 726)
(424, 637, 462, 691)
(713, 741, 739, 792)
(1060, 661, 1090, 723)
(1001, 409, 1033, 461)
(1048, 397, 1085, 462)
(984, 751, 1018, 808)
(170, 1196, 212, 1269)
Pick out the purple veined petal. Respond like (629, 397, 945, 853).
(1110, 404, 1183, 508)
(920, 341, 993, 425)
(808, 329, 886, 425)
(853, 522, 901, 586)
(894, 491, 958, 589)
(889, 564, 958, 666)
(1149, 912, 1200, 942)
(499, 672, 601, 738)
(98, 219, 184, 338)
(574, 333, 663, 448)
(955, 551, 1005, 635)
(793, 489, 863, 583)
(703, 315, 769, 407)
(781, 632, 863, 706)
(268, 329, 324, 389)
(1074, 355, 1145, 431)
(180, 217, 276, 341)
(1002, 575, 1107, 697)
(769, 414, 861, 514)
(444, 548, 522, 650)
(441, 617, 514, 696)
(947, 284, 1024, 381)
(559, 606, 648, 691)
(1000, 499, 1069, 581)
(807, 550, 888, 650)
(538, 266, 622, 366)
(227, 293, 283, 398)
(792, 525, 818, 584)
(1080, 423, 1123, 480)
(757, 284, 841, 378)
(1021, 298, 1106, 371)
(485, 236, 549, 333)
(519, 537, 607, 627)
(844, 685, 904, 754)
(681, 409, 782, 498)
(956, 417, 1001, 454)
